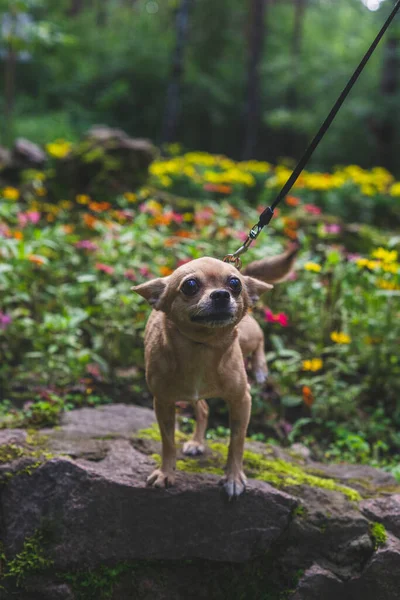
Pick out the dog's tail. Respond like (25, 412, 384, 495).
(242, 241, 299, 284)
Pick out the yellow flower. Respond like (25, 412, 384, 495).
(381, 263, 399, 274)
(76, 194, 91, 205)
(331, 331, 351, 344)
(303, 358, 323, 372)
(2, 186, 20, 200)
(36, 186, 47, 197)
(355, 258, 380, 270)
(124, 192, 137, 203)
(376, 279, 400, 291)
(60, 200, 73, 210)
(371, 248, 398, 263)
(46, 139, 72, 159)
(304, 262, 322, 273)
(390, 182, 400, 197)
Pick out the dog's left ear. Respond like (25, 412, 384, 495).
(131, 277, 170, 309)
(243, 276, 273, 305)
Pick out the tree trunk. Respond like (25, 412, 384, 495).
(4, 13, 17, 147)
(161, 0, 193, 146)
(288, 0, 306, 110)
(377, 35, 399, 171)
(68, 0, 84, 17)
(283, 0, 307, 158)
(242, 0, 268, 160)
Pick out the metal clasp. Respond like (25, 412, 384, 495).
(223, 223, 263, 270)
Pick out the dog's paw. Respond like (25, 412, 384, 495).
(183, 440, 205, 456)
(219, 471, 247, 500)
(146, 469, 175, 488)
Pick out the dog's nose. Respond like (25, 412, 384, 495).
(210, 289, 230, 302)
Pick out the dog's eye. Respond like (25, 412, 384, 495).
(181, 278, 200, 296)
(228, 277, 242, 293)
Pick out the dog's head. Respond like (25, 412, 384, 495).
(132, 257, 272, 332)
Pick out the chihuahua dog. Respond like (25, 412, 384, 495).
(132, 244, 297, 499)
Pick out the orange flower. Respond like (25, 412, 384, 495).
(13, 231, 24, 240)
(159, 266, 173, 276)
(285, 195, 301, 207)
(176, 230, 192, 238)
(28, 255, 45, 265)
(284, 228, 298, 240)
(89, 201, 111, 213)
(62, 224, 75, 234)
(302, 386, 314, 408)
(164, 238, 178, 247)
(82, 214, 97, 228)
(153, 214, 173, 226)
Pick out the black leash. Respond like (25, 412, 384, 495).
(224, 0, 400, 269)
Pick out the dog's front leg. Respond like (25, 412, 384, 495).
(221, 391, 251, 499)
(147, 397, 176, 488)
(183, 399, 209, 456)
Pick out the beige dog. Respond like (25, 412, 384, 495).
(133, 245, 297, 499)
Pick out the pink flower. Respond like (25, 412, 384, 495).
(27, 211, 40, 224)
(236, 231, 249, 242)
(17, 211, 41, 227)
(86, 363, 102, 380)
(304, 204, 322, 215)
(323, 223, 341, 234)
(0, 312, 12, 330)
(124, 269, 136, 281)
(172, 212, 183, 224)
(264, 310, 289, 327)
(95, 263, 114, 275)
(75, 240, 98, 251)
(139, 266, 150, 277)
(347, 253, 361, 262)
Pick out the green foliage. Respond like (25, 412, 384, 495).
(2, 531, 53, 587)
(65, 564, 129, 600)
(1, 0, 400, 173)
(0, 148, 399, 468)
(369, 521, 387, 549)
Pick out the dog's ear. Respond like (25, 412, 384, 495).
(243, 276, 273, 305)
(131, 277, 170, 310)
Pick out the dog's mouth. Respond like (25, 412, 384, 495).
(190, 311, 235, 326)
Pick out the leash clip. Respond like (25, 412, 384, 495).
(223, 223, 263, 270)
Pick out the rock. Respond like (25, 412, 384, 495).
(54, 125, 157, 197)
(347, 534, 400, 600)
(291, 564, 343, 600)
(1, 403, 400, 599)
(1, 456, 296, 567)
(12, 138, 47, 168)
(361, 494, 400, 539)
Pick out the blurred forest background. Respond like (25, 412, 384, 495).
(1, 0, 400, 173)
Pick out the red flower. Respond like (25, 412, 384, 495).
(264, 310, 289, 327)
(124, 269, 136, 281)
(95, 263, 114, 275)
(304, 204, 322, 215)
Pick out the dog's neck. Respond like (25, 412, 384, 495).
(163, 313, 239, 348)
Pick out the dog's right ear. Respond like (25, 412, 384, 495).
(131, 277, 170, 310)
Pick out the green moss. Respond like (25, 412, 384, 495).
(144, 429, 361, 501)
(137, 423, 188, 443)
(0, 445, 25, 464)
(369, 522, 387, 549)
(2, 531, 53, 587)
(65, 563, 130, 600)
(293, 505, 307, 518)
(0, 441, 54, 485)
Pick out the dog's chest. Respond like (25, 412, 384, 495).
(174, 345, 221, 401)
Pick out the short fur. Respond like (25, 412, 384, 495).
(132, 244, 298, 499)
